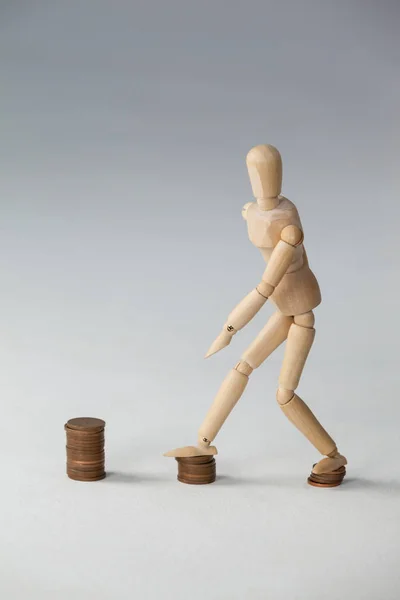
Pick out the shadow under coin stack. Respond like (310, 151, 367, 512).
(175, 455, 216, 485)
(307, 465, 346, 488)
(65, 418, 106, 481)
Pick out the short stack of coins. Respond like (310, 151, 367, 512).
(307, 465, 346, 488)
(65, 417, 106, 482)
(175, 455, 216, 485)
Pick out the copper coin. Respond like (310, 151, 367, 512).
(67, 450, 105, 461)
(67, 461, 105, 470)
(310, 465, 345, 474)
(307, 478, 343, 488)
(179, 468, 216, 476)
(66, 436, 104, 445)
(66, 450, 105, 460)
(180, 463, 216, 471)
(65, 433, 105, 441)
(67, 457, 105, 465)
(66, 458, 105, 466)
(67, 464, 104, 472)
(309, 469, 346, 481)
(176, 455, 215, 465)
(66, 449, 105, 457)
(67, 438, 105, 448)
(67, 449, 104, 456)
(176, 456, 216, 485)
(178, 476, 216, 483)
(66, 437, 104, 444)
(67, 471, 106, 482)
(308, 465, 346, 487)
(67, 467, 105, 478)
(177, 469, 215, 477)
(66, 443, 104, 451)
(65, 427, 105, 435)
(65, 418, 105, 432)
(178, 475, 216, 485)
(66, 426, 104, 434)
(308, 473, 345, 482)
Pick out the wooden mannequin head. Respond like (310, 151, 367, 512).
(246, 144, 282, 210)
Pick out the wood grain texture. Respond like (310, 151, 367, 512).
(312, 454, 347, 474)
(280, 393, 337, 456)
(226, 288, 268, 330)
(198, 368, 249, 443)
(163, 445, 218, 458)
(269, 260, 321, 316)
(279, 323, 315, 390)
(242, 311, 293, 369)
(246, 144, 282, 204)
(261, 240, 297, 287)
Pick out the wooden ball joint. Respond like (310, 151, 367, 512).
(164, 144, 347, 487)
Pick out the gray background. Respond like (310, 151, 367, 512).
(1, 1, 399, 598)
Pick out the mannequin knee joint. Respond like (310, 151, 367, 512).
(276, 387, 295, 405)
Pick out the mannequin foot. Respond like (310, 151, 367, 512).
(163, 445, 218, 458)
(308, 453, 347, 488)
(312, 453, 347, 475)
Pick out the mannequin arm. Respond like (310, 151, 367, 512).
(205, 225, 303, 358)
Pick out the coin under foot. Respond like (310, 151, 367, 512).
(175, 455, 216, 485)
(307, 465, 346, 488)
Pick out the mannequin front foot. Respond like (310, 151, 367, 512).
(163, 445, 218, 458)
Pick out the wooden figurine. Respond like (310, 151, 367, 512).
(165, 144, 347, 487)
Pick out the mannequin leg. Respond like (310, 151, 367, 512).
(277, 311, 347, 475)
(164, 311, 293, 457)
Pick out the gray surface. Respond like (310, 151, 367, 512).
(1, 1, 400, 598)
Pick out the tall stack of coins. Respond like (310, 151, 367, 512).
(307, 465, 346, 488)
(175, 455, 216, 485)
(65, 418, 106, 481)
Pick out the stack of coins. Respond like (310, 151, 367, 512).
(175, 455, 216, 485)
(65, 417, 106, 482)
(307, 465, 346, 488)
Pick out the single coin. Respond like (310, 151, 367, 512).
(65, 418, 105, 432)
(67, 472, 106, 482)
(67, 458, 105, 468)
(67, 449, 105, 455)
(66, 439, 104, 445)
(67, 458, 105, 469)
(67, 467, 105, 478)
(307, 478, 343, 488)
(67, 472, 105, 480)
(177, 475, 215, 485)
(177, 456, 214, 465)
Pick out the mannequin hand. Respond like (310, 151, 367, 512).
(205, 326, 236, 358)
